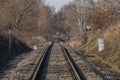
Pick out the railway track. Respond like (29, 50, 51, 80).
(30, 43, 86, 80)
(65, 46, 103, 80)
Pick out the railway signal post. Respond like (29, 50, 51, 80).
(8, 28, 13, 54)
(86, 25, 91, 53)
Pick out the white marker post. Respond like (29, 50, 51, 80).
(48, 41, 51, 45)
(8, 29, 13, 54)
(98, 38, 104, 52)
(60, 42, 63, 45)
(33, 45, 37, 50)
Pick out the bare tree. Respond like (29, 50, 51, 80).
(0, 0, 53, 44)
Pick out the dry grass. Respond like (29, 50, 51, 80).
(78, 21, 120, 72)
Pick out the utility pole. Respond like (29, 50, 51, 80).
(81, 0, 83, 28)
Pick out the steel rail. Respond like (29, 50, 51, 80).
(30, 44, 53, 80)
(61, 46, 86, 80)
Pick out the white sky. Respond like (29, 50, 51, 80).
(44, 0, 73, 12)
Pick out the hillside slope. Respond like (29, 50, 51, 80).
(79, 21, 120, 72)
(0, 0, 52, 68)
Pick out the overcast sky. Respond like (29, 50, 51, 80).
(44, 0, 73, 12)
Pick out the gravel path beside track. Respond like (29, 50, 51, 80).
(0, 45, 47, 80)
